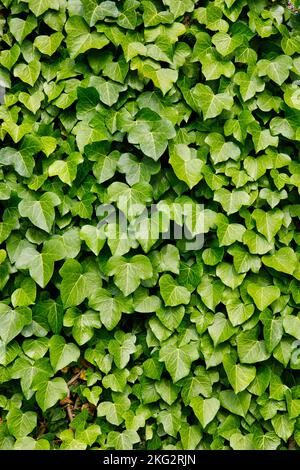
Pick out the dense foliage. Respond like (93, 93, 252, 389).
(1, 0, 300, 451)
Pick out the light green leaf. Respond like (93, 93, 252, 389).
(247, 283, 281, 310)
(19, 192, 60, 233)
(7, 409, 37, 439)
(159, 337, 199, 382)
(65, 16, 109, 59)
(159, 274, 191, 307)
(169, 144, 204, 189)
(191, 84, 233, 120)
(223, 354, 256, 393)
(105, 255, 153, 296)
(190, 396, 220, 428)
(49, 335, 80, 373)
(36, 378, 68, 412)
(13, 60, 41, 86)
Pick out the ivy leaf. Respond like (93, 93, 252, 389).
(59, 259, 89, 308)
(13, 60, 41, 86)
(252, 209, 283, 242)
(107, 181, 152, 221)
(261, 311, 283, 354)
(104, 255, 153, 296)
(48, 152, 83, 186)
(97, 394, 131, 425)
(190, 396, 220, 428)
(247, 283, 281, 311)
(82, 0, 120, 26)
(108, 332, 136, 369)
(8, 15, 37, 43)
(159, 274, 191, 307)
(107, 430, 140, 450)
(65, 16, 109, 59)
(34, 32, 64, 56)
(7, 409, 37, 439)
(257, 55, 293, 85)
(0, 145, 36, 177)
(118, 153, 160, 186)
(262, 247, 297, 276)
(49, 335, 80, 373)
(191, 84, 233, 120)
(11, 278, 36, 308)
(126, 109, 176, 161)
(89, 288, 133, 330)
(36, 378, 68, 412)
(237, 328, 271, 364)
(80, 225, 106, 256)
(223, 354, 256, 394)
(23, 0, 59, 17)
(0, 304, 31, 344)
(212, 32, 243, 56)
(159, 337, 199, 382)
(19, 193, 60, 233)
(169, 144, 204, 189)
(220, 390, 251, 418)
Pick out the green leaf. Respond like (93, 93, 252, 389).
(49, 335, 80, 373)
(234, 71, 265, 101)
(214, 188, 250, 215)
(59, 259, 89, 308)
(283, 315, 300, 341)
(126, 109, 176, 161)
(13, 60, 41, 86)
(179, 423, 202, 450)
(169, 144, 204, 189)
(237, 328, 271, 364)
(159, 337, 199, 382)
(159, 274, 191, 307)
(261, 311, 283, 353)
(97, 394, 131, 425)
(11, 278, 36, 308)
(118, 153, 160, 186)
(0, 145, 36, 177)
(80, 225, 106, 256)
(252, 209, 283, 242)
(36, 378, 68, 412)
(208, 312, 237, 346)
(65, 16, 109, 59)
(230, 432, 254, 450)
(107, 430, 140, 450)
(48, 152, 83, 186)
(190, 396, 220, 428)
(253, 430, 280, 450)
(34, 32, 64, 56)
(220, 390, 251, 418)
(23, 0, 59, 16)
(8, 15, 37, 43)
(108, 332, 136, 369)
(191, 84, 233, 120)
(262, 247, 297, 276)
(107, 181, 153, 220)
(19, 192, 60, 233)
(89, 290, 130, 330)
(257, 55, 293, 85)
(7, 409, 37, 439)
(0, 304, 31, 344)
(105, 255, 153, 296)
(271, 414, 295, 442)
(247, 283, 281, 310)
(212, 32, 242, 56)
(223, 354, 256, 393)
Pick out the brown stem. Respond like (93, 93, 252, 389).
(66, 405, 74, 422)
(67, 370, 82, 387)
